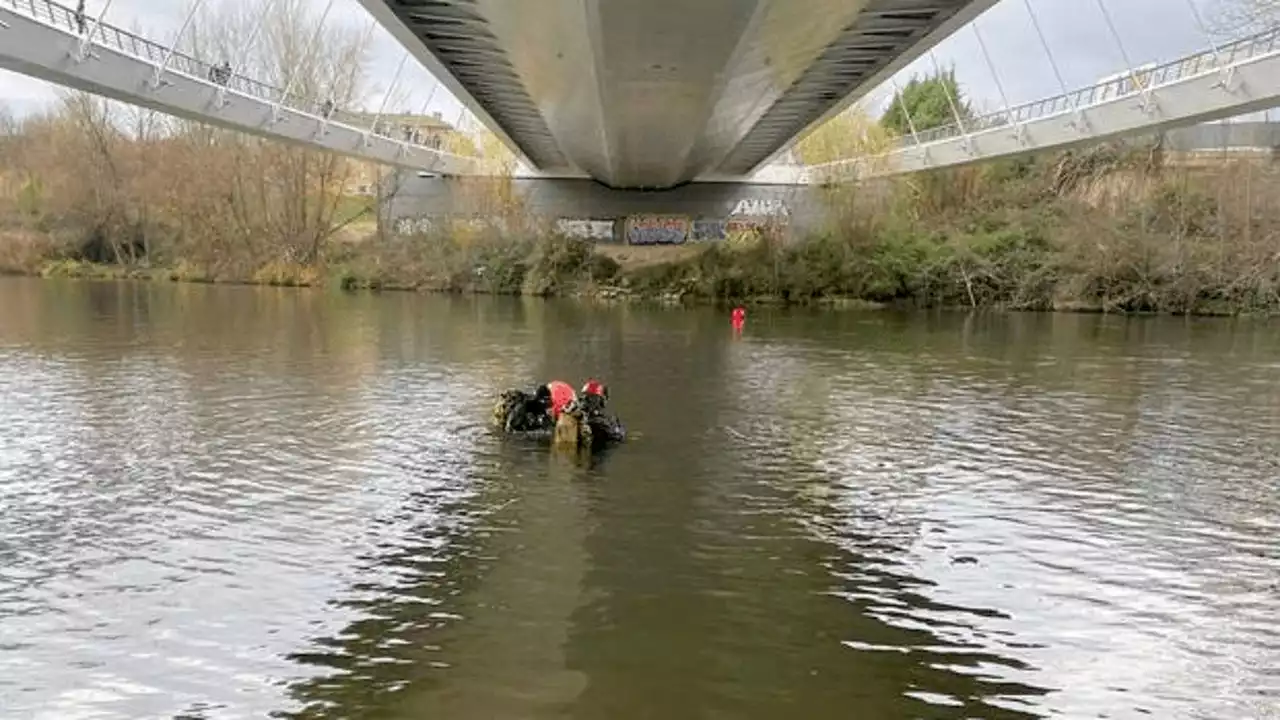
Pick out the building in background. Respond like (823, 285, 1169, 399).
(343, 112, 463, 196)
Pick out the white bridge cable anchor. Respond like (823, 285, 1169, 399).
(217, 0, 281, 109)
(319, 18, 378, 136)
(1183, 0, 1238, 92)
(972, 19, 1029, 147)
(1020, 0, 1090, 134)
(1094, 0, 1158, 116)
(271, 0, 337, 125)
(74, 0, 116, 63)
(150, 0, 207, 90)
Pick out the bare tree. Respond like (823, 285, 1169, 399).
(0, 105, 15, 137)
(174, 0, 375, 267)
(1209, 0, 1280, 35)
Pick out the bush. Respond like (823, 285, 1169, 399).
(525, 234, 596, 296)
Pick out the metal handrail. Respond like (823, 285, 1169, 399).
(813, 23, 1280, 169)
(1, 0, 477, 161)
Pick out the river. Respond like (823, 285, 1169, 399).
(0, 277, 1276, 719)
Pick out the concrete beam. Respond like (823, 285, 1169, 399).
(0, 5, 481, 175)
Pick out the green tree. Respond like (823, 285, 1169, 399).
(793, 106, 894, 165)
(880, 69, 970, 137)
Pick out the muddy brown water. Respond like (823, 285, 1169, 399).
(1, 277, 1276, 719)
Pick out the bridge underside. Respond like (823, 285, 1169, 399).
(361, 0, 996, 189)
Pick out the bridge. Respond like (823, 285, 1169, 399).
(353, 0, 1000, 189)
(809, 23, 1280, 183)
(2, 0, 1280, 194)
(0, 0, 481, 175)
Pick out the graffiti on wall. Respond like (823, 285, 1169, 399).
(625, 215, 689, 245)
(395, 216, 437, 235)
(691, 219, 726, 242)
(394, 216, 511, 236)
(556, 218, 615, 241)
(390, 194, 796, 242)
(726, 219, 764, 235)
(730, 198, 791, 219)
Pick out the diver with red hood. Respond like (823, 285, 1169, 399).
(501, 381, 570, 431)
(575, 378, 626, 445)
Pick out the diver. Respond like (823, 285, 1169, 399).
(500, 380, 578, 432)
(579, 379, 609, 416)
(495, 379, 624, 447)
(503, 384, 554, 432)
(546, 380, 577, 418)
(576, 379, 626, 444)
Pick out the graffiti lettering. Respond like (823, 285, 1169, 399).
(395, 217, 436, 235)
(625, 215, 689, 245)
(725, 219, 764, 235)
(556, 218, 615, 241)
(691, 219, 726, 242)
(730, 198, 790, 218)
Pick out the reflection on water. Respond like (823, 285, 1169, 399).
(0, 278, 1276, 720)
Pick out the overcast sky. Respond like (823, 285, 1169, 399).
(1, 0, 1273, 128)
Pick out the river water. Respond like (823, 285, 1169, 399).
(0, 277, 1277, 720)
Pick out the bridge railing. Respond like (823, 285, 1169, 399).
(806, 22, 1280, 176)
(892, 24, 1280, 150)
(2, 0, 475, 161)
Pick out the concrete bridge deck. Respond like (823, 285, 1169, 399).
(358, 0, 1000, 188)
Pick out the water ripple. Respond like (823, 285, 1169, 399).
(2, 283, 1277, 719)
(725, 329, 1279, 719)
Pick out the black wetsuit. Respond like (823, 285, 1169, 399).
(579, 393, 626, 443)
(505, 389, 553, 432)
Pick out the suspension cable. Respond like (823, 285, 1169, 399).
(273, 0, 337, 123)
(76, 0, 117, 62)
(150, 0, 208, 89)
(1093, 0, 1156, 112)
(928, 50, 972, 152)
(365, 50, 410, 145)
(972, 19, 1027, 144)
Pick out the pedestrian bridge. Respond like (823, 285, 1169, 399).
(807, 23, 1280, 183)
(0, 0, 481, 175)
(2, 0, 1280, 189)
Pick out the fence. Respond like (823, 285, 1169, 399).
(2, 0, 474, 160)
(898, 25, 1280, 149)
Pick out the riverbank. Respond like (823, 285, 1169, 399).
(3, 205, 1272, 316)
